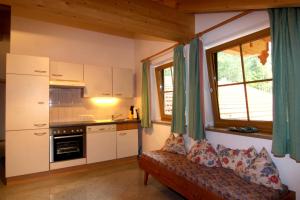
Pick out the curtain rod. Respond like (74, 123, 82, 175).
(141, 10, 254, 63)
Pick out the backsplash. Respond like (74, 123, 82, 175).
(49, 88, 134, 123)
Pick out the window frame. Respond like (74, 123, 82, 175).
(206, 28, 272, 133)
(155, 62, 174, 121)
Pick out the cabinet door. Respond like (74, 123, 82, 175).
(84, 65, 112, 97)
(50, 61, 83, 81)
(6, 54, 49, 76)
(117, 129, 138, 158)
(6, 129, 49, 177)
(87, 131, 116, 164)
(113, 68, 133, 98)
(6, 74, 49, 131)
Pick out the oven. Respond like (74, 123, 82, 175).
(50, 126, 85, 162)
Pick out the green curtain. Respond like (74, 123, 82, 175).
(188, 38, 205, 140)
(269, 8, 300, 161)
(171, 45, 186, 134)
(141, 61, 151, 128)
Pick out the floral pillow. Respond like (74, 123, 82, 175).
(239, 148, 283, 190)
(217, 145, 257, 173)
(187, 140, 220, 167)
(162, 134, 186, 155)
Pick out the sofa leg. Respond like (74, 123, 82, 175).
(144, 172, 149, 185)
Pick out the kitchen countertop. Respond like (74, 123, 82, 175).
(50, 119, 141, 128)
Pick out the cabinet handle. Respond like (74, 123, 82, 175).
(102, 93, 111, 96)
(38, 101, 45, 105)
(98, 128, 105, 131)
(34, 132, 47, 136)
(34, 123, 47, 127)
(34, 70, 47, 73)
(52, 74, 63, 77)
(115, 93, 122, 96)
(118, 132, 127, 136)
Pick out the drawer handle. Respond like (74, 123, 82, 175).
(98, 128, 105, 131)
(102, 93, 111, 96)
(38, 101, 45, 104)
(34, 70, 47, 73)
(34, 132, 47, 136)
(119, 132, 127, 136)
(52, 74, 63, 77)
(115, 93, 122, 96)
(34, 123, 47, 127)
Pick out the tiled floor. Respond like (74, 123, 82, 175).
(0, 158, 184, 200)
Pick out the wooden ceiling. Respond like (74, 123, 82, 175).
(0, 0, 299, 42)
(0, 0, 194, 42)
(152, 0, 300, 13)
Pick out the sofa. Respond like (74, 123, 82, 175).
(139, 150, 295, 200)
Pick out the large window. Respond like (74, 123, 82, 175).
(155, 62, 174, 121)
(206, 29, 272, 133)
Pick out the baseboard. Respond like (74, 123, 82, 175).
(5, 156, 137, 185)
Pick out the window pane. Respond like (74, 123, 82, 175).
(217, 46, 243, 85)
(247, 81, 272, 121)
(164, 92, 173, 115)
(164, 67, 173, 92)
(218, 85, 247, 120)
(242, 37, 272, 81)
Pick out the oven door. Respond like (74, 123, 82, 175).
(53, 134, 84, 162)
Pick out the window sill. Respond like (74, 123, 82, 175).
(205, 127, 272, 140)
(152, 120, 171, 126)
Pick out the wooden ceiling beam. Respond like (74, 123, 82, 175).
(177, 0, 300, 13)
(0, 0, 195, 42)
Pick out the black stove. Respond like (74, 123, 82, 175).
(50, 126, 86, 162)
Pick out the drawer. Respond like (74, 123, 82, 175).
(116, 123, 138, 131)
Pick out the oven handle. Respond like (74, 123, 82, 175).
(54, 134, 83, 139)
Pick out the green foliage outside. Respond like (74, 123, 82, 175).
(217, 52, 272, 93)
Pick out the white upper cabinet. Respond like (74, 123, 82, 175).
(6, 54, 49, 76)
(50, 61, 83, 82)
(113, 68, 134, 98)
(6, 74, 49, 131)
(84, 65, 112, 97)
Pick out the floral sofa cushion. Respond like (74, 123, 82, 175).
(142, 151, 287, 200)
(239, 148, 283, 190)
(162, 134, 186, 155)
(187, 140, 220, 167)
(217, 145, 257, 173)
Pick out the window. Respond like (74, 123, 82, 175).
(155, 62, 174, 121)
(206, 29, 272, 133)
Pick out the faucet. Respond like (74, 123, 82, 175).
(112, 114, 123, 121)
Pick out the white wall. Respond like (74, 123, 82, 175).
(139, 10, 300, 198)
(0, 83, 4, 140)
(11, 17, 135, 69)
(10, 16, 136, 122)
(134, 39, 175, 151)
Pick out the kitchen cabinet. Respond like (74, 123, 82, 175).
(50, 61, 83, 82)
(116, 129, 138, 158)
(86, 125, 116, 164)
(6, 74, 49, 131)
(113, 68, 134, 98)
(6, 129, 49, 177)
(84, 65, 112, 97)
(6, 54, 49, 76)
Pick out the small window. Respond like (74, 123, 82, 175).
(206, 29, 272, 133)
(155, 62, 174, 121)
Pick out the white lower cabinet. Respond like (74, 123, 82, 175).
(117, 129, 138, 159)
(6, 129, 49, 177)
(87, 125, 117, 164)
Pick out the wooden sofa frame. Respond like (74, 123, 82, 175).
(139, 156, 296, 200)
